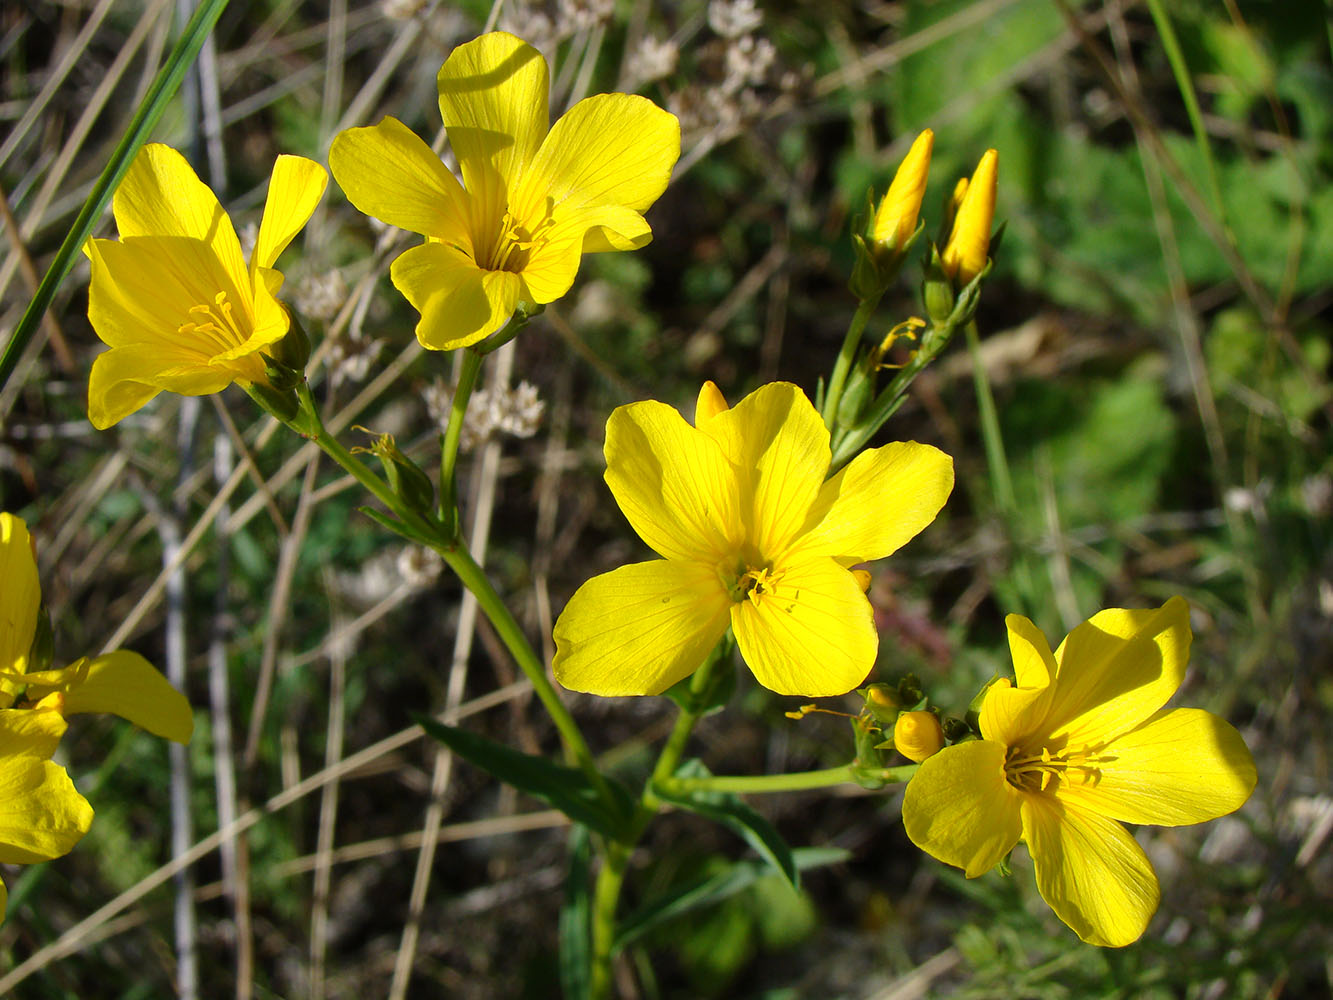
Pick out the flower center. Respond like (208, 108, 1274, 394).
(728, 564, 785, 606)
(481, 210, 553, 273)
(179, 290, 247, 354)
(1004, 744, 1111, 794)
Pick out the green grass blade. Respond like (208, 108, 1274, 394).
(0, 0, 231, 393)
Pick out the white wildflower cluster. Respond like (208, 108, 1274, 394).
(397, 545, 443, 588)
(293, 270, 348, 323)
(425, 378, 546, 451)
(707, 0, 763, 39)
(328, 331, 382, 388)
(624, 35, 680, 89)
(557, 0, 615, 32)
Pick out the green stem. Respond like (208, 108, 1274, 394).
(587, 651, 722, 998)
(820, 294, 880, 432)
(657, 764, 855, 795)
(437, 544, 603, 787)
(439, 349, 484, 525)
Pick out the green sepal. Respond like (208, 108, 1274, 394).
(653, 759, 799, 890)
(355, 506, 440, 547)
(266, 311, 311, 379)
(244, 381, 301, 425)
(27, 606, 55, 674)
(356, 431, 435, 516)
(558, 825, 593, 1000)
(611, 846, 848, 953)
(964, 673, 1004, 733)
(415, 716, 636, 842)
(663, 641, 735, 716)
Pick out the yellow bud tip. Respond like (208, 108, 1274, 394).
(35, 691, 67, 715)
(851, 568, 872, 592)
(893, 710, 945, 763)
(872, 128, 934, 251)
(694, 381, 730, 427)
(867, 687, 896, 707)
(941, 148, 998, 286)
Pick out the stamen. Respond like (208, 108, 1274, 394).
(178, 290, 248, 353)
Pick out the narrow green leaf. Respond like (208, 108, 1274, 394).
(559, 825, 593, 1000)
(0, 0, 231, 392)
(652, 759, 800, 889)
(612, 847, 848, 953)
(415, 716, 634, 841)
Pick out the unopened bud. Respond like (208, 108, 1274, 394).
(872, 129, 934, 254)
(940, 149, 998, 286)
(893, 710, 945, 762)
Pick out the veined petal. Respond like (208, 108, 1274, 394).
(581, 209, 654, 253)
(27, 652, 194, 744)
(604, 399, 742, 564)
(553, 560, 731, 696)
(979, 614, 1058, 744)
(1062, 708, 1256, 827)
(518, 204, 653, 304)
(88, 343, 242, 429)
(88, 236, 248, 351)
(390, 242, 520, 350)
(730, 555, 875, 696)
(514, 92, 680, 222)
(252, 155, 327, 276)
(795, 441, 953, 563)
(0, 514, 40, 689)
(438, 32, 548, 204)
(1048, 597, 1191, 748)
(0, 756, 93, 866)
(329, 118, 471, 246)
(1022, 793, 1159, 947)
(704, 383, 830, 557)
(0, 707, 67, 760)
(903, 740, 1022, 878)
(113, 144, 247, 298)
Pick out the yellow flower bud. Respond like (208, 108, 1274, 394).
(872, 129, 934, 253)
(894, 710, 945, 763)
(940, 148, 998, 286)
(695, 380, 730, 427)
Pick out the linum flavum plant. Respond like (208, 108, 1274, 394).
(3, 10, 1288, 997)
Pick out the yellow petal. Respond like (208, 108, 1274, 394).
(0, 515, 40, 702)
(390, 242, 521, 350)
(979, 614, 1057, 744)
(438, 32, 548, 202)
(113, 144, 248, 298)
(941, 148, 998, 285)
(730, 555, 875, 696)
(1061, 708, 1256, 827)
(553, 560, 731, 696)
(251, 155, 327, 275)
(703, 382, 830, 558)
(581, 210, 654, 254)
(27, 652, 194, 744)
(329, 118, 471, 246)
(603, 398, 742, 564)
(1047, 597, 1191, 748)
(0, 707, 67, 759)
(514, 92, 680, 222)
(511, 220, 585, 304)
(88, 343, 240, 429)
(0, 756, 93, 866)
(795, 440, 953, 563)
(1022, 793, 1159, 947)
(694, 381, 729, 428)
(872, 128, 933, 250)
(902, 739, 1022, 877)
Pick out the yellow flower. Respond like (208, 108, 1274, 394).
(939, 148, 997, 286)
(553, 382, 953, 697)
(0, 513, 193, 743)
(894, 710, 944, 763)
(872, 129, 934, 253)
(902, 598, 1256, 947)
(329, 32, 681, 352)
(0, 707, 94, 922)
(85, 144, 327, 429)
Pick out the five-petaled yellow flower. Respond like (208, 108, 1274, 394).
(902, 597, 1256, 947)
(553, 382, 953, 697)
(329, 31, 681, 352)
(85, 144, 327, 429)
(0, 512, 193, 922)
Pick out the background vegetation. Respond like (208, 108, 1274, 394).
(0, 0, 1329, 996)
